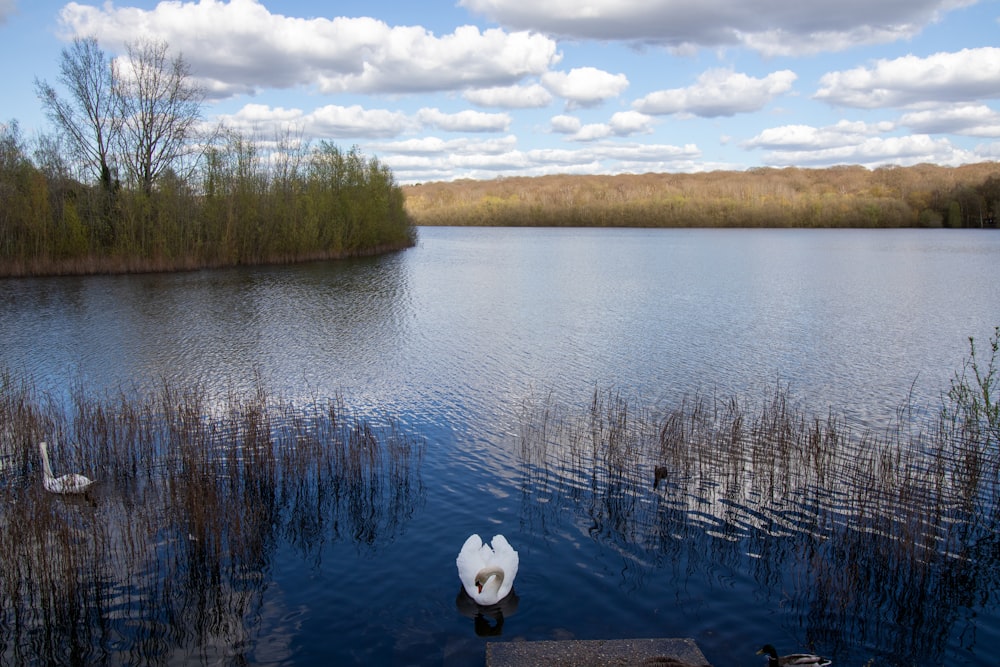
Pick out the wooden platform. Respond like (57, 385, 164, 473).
(486, 637, 711, 666)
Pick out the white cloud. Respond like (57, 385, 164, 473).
(900, 104, 1000, 137)
(816, 47, 1000, 109)
(463, 84, 553, 108)
(550, 115, 582, 134)
(976, 141, 1000, 159)
(417, 108, 511, 132)
(529, 141, 701, 166)
(214, 103, 414, 139)
(193, 103, 514, 146)
(592, 141, 701, 162)
(542, 67, 629, 107)
(634, 69, 797, 117)
(564, 111, 656, 142)
(373, 135, 518, 155)
(608, 111, 655, 135)
(388, 140, 702, 183)
(743, 120, 895, 151)
(570, 124, 614, 142)
(459, 0, 973, 55)
(772, 136, 976, 167)
(744, 120, 976, 167)
(310, 105, 415, 137)
(58, 0, 560, 97)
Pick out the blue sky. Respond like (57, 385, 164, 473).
(2, 0, 999, 183)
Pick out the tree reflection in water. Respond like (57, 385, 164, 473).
(516, 386, 1000, 665)
(0, 374, 424, 665)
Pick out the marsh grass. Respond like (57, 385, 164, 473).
(0, 372, 424, 664)
(517, 365, 1000, 663)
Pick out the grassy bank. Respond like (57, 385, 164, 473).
(405, 162, 1000, 228)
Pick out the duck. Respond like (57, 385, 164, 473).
(38, 440, 96, 494)
(456, 534, 518, 606)
(757, 644, 831, 666)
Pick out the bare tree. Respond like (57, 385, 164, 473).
(114, 38, 205, 195)
(35, 37, 120, 192)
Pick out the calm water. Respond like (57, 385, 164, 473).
(2, 226, 999, 666)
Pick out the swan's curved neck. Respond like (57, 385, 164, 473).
(39, 443, 55, 481)
(475, 566, 504, 593)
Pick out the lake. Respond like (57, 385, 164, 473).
(1, 226, 999, 666)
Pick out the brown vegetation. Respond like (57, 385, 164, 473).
(405, 162, 1000, 228)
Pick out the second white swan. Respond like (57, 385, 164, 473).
(456, 533, 518, 606)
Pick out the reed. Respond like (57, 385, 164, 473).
(0, 371, 424, 664)
(516, 368, 1000, 663)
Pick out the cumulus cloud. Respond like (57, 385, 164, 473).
(58, 0, 560, 97)
(550, 115, 582, 134)
(416, 108, 511, 132)
(542, 67, 629, 107)
(744, 119, 975, 167)
(387, 140, 703, 183)
(634, 69, 796, 117)
(976, 141, 1000, 159)
(743, 120, 895, 151)
(569, 124, 614, 142)
(608, 111, 655, 135)
(900, 104, 1000, 137)
(770, 136, 975, 167)
(816, 47, 1000, 109)
(214, 103, 414, 139)
(459, 0, 973, 55)
(213, 103, 512, 142)
(563, 111, 656, 142)
(373, 135, 518, 156)
(463, 84, 553, 108)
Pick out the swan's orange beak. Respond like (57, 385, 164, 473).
(476, 583, 484, 593)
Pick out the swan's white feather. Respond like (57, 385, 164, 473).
(456, 533, 518, 605)
(39, 441, 96, 495)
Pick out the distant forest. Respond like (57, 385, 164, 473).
(404, 162, 1000, 229)
(0, 38, 414, 278)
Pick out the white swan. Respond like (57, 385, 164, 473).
(39, 441, 95, 494)
(456, 534, 518, 606)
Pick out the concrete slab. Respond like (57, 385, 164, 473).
(486, 637, 712, 667)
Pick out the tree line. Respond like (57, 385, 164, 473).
(0, 38, 414, 277)
(405, 162, 1000, 229)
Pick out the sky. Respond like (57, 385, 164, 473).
(1, 0, 999, 184)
